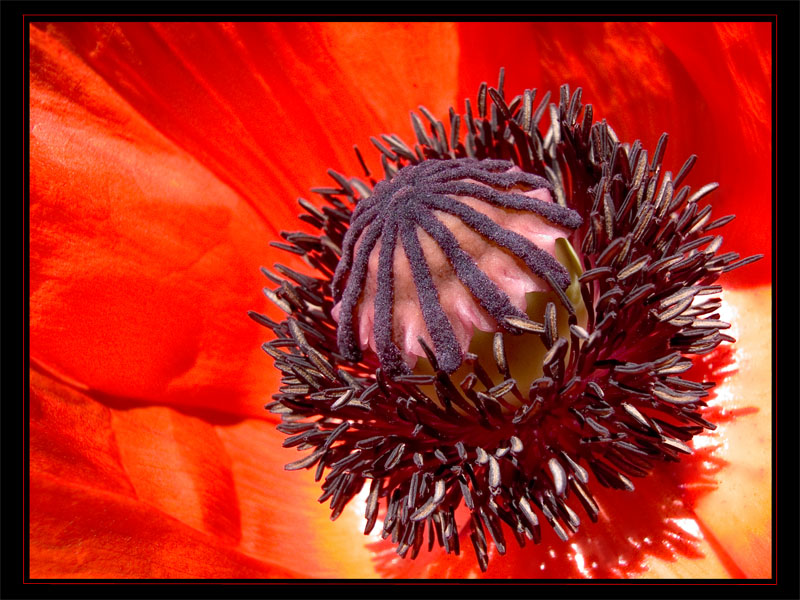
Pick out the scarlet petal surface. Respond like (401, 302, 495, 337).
(651, 23, 772, 285)
(30, 27, 279, 417)
(31, 476, 302, 579)
(110, 407, 242, 545)
(29, 370, 296, 578)
(30, 370, 135, 498)
(29, 369, 380, 578)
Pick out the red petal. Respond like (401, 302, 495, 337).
(651, 23, 772, 286)
(30, 370, 294, 577)
(30, 369, 380, 578)
(31, 474, 302, 578)
(30, 367, 135, 498)
(30, 26, 280, 417)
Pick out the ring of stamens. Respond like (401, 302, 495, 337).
(252, 75, 762, 573)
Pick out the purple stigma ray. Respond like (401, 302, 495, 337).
(336, 223, 383, 361)
(411, 205, 527, 324)
(332, 157, 583, 374)
(399, 221, 463, 375)
(373, 220, 408, 375)
(433, 181, 584, 229)
(331, 207, 384, 298)
(426, 195, 572, 289)
(431, 161, 548, 189)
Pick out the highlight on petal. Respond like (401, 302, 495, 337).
(217, 420, 381, 579)
(689, 286, 772, 578)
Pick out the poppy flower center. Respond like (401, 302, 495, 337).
(331, 157, 583, 377)
(252, 75, 762, 573)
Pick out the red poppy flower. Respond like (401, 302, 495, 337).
(29, 21, 772, 579)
